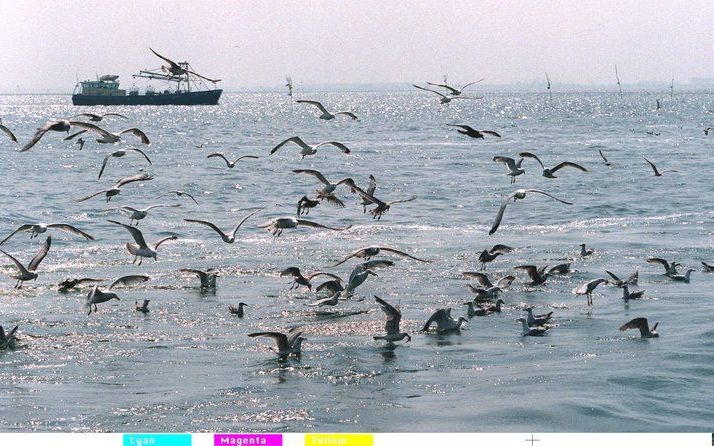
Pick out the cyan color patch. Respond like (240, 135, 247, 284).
(123, 433, 192, 446)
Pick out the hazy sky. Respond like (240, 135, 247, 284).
(1, 0, 712, 92)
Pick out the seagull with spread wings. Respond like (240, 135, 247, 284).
(66, 121, 149, 145)
(342, 179, 416, 220)
(0, 222, 93, 245)
(426, 79, 483, 96)
(21, 120, 79, 151)
(412, 84, 482, 104)
(620, 317, 659, 338)
(373, 296, 411, 343)
(492, 156, 526, 183)
(0, 118, 17, 143)
(258, 217, 351, 236)
(489, 189, 573, 235)
(96, 147, 152, 179)
(270, 136, 351, 158)
(119, 204, 180, 226)
(71, 112, 128, 122)
(280, 267, 342, 291)
(184, 209, 263, 243)
(248, 329, 305, 356)
(0, 236, 51, 288)
(447, 124, 500, 139)
(77, 172, 153, 203)
(207, 153, 259, 168)
(107, 220, 177, 264)
(330, 246, 429, 267)
(296, 100, 358, 120)
(518, 152, 588, 178)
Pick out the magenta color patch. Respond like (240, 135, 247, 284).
(214, 434, 282, 446)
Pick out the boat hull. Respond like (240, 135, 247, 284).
(72, 89, 222, 106)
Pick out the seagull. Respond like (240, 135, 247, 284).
(70, 112, 128, 122)
(206, 153, 259, 168)
(492, 156, 525, 183)
(258, 217, 351, 236)
(0, 119, 17, 143)
(479, 298, 505, 313)
(644, 157, 678, 176)
(307, 291, 343, 307)
(622, 285, 645, 301)
(426, 79, 483, 96)
(293, 169, 354, 198)
(135, 299, 150, 313)
(296, 196, 320, 215)
(463, 301, 489, 317)
(359, 175, 377, 213)
(548, 263, 571, 275)
(331, 246, 429, 267)
(97, 148, 152, 179)
(296, 100, 358, 120)
(184, 209, 263, 243)
(169, 190, 199, 205)
(75, 137, 86, 150)
(0, 325, 19, 350)
(421, 308, 468, 333)
(228, 303, 247, 317)
(108, 274, 150, 290)
(58, 277, 104, 292)
(342, 179, 416, 220)
(620, 317, 659, 338)
(180, 268, 219, 288)
(702, 261, 714, 272)
(517, 318, 549, 337)
(0, 236, 51, 288)
(446, 124, 501, 139)
(580, 244, 594, 257)
(605, 270, 639, 288)
(84, 285, 120, 315)
(514, 265, 550, 286)
(373, 296, 411, 343)
(647, 257, 681, 275)
(489, 189, 573, 235)
(68, 121, 150, 145)
(461, 272, 515, 289)
(0, 223, 94, 245)
(573, 278, 609, 306)
(77, 172, 153, 203)
(668, 269, 694, 283)
(21, 120, 78, 151)
(467, 284, 503, 302)
(119, 204, 180, 226)
(280, 267, 342, 291)
(150, 48, 220, 82)
(477, 244, 513, 270)
(518, 152, 588, 178)
(315, 279, 345, 295)
(524, 307, 553, 326)
(598, 149, 612, 166)
(705, 127, 712, 136)
(107, 220, 177, 264)
(343, 264, 378, 297)
(413, 84, 481, 104)
(270, 136, 350, 158)
(248, 329, 305, 356)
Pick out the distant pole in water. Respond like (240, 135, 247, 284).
(669, 77, 674, 99)
(545, 72, 552, 101)
(615, 64, 623, 99)
(285, 75, 293, 97)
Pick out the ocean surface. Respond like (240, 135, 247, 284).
(0, 91, 712, 432)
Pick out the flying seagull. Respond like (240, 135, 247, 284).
(77, 172, 153, 203)
(518, 152, 588, 178)
(343, 179, 416, 220)
(248, 329, 305, 356)
(0, 223, 93, 245)
(489, 189, 573, 235)
(292, 169, 354, 198)
(514, 265, 550, 286)
(644, 157, 678, 176)
(412, 84, 482, 104)
(119, 204, 180, 226)
(605, 270, 639, 288)
(184, 208, 263, 243)
(331, 246, 429, 267)
(646, 257, 681, 275)
(207, 153, 259, 168)
(21, 120, 79, 151)
(296, 100, 358, 120)
(619, 317, 659, 338)
(280, 267, 342, 291)
(296, 195, 320, 216)
(477, 244, 513, 270)
(169, 190, 199, 205)
(373, 296, 411, 343)
(421, 308, 468, 333)
(258, 217, 351, 236)
(96, 148, 152, 179)
(58, 277, 104, 292)
(492, 156, 525, 183)
(0, 119, 17, 143)
(180, 268, 219, 289)
(461, 272, 515, 289)
(447, 124, 500, 139)
(270, 136, 350, 158)
(150, 48, 220, 82)
(107, 220, 177, 264)
(426, 79, 483, 96)
(598, 149, 612, 166)
(0, 236, 51, 288)
(70, 112, 128, 122)
(108, 274, 150, 290)
(67, 121, 150, 145)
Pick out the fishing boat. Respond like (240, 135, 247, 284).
(72, 49, 222, 106)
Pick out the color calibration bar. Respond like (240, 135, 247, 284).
(0, 432, 709, 446)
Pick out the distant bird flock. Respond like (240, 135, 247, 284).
(0, 77, 712, 356)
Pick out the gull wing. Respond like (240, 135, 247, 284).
(481, 130, 501, 137)
(102, 113, 129, 119)
(270, 136, 309, 154)
(315, 141, 350, 154)
(493, 156, 518, 170)
(447, 124, 476, 132)
(379, 247, 430, 262)
(387, 195, 417, 206)
(120, 128, 150, 144)
(605, 270, 622, 282)
(28, 236, 51, 271)
(20, 123, 53, 152)
(489, 192, 517, 235)
(366, 175, 377, 195)
(229, 208, 264, 238)
(150, 48, 183, 71)
(236, 155, 259, 162)
(109, 274, 150, 290)
(98, 154, 112, 179)
(77, 189, 110, 202)
(171, 190, 199, 205)
(489, 244, 513, 254)
(514, 265, 539, 280)
(293, 169, 330, 185)
(153, 236, 177, 250)
(523, 189, 573, 205)
(334, 112, 358, 120)
(115, 172, 153, 188)
(287, 330, 303, 347)
(459, 79, 484, 91)
(46, 224, 94, 240)
(248, 332, 289, 351)
(71, 113, 101, 120)
(64, 129, 88, 141)
(646, 257, 671, 271)
(619, 317, 649, 337)
(375, 295, 402, 334)
(280, 267, 302, 278)
(127, 147, 153, 164)
(643, 157, 660, 175)
(304, 272, 343, 282)
(0, 123, 17, 142)
(599, 149, 609, 163)
(518, 152, 544, 169)
(70, 121, 114, 139)
(330, 250, 361, 267)
(496, 275, 515, 289)
(425, 82, 459, 95)
(184, 219, 228, 239)
(413, 84, 447, 98)
(296, 100, 329, 115)
(462, 272, 493, 287)
(551, 161, 588, 173)
(0, 224, 34, 245)
(0, 249, 31, 275)
(422, 308, 448, 331)
(107, 220, 148, 248)
(207, 153, 230, 166)
(296, 219, 351, 231)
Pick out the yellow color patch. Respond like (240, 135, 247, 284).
(305, 434, 373, 446)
